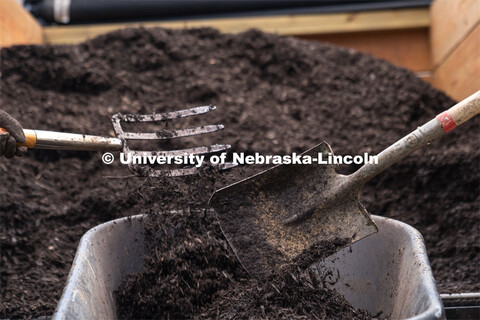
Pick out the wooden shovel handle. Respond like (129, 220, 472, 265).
(349, 90, 480, 188)
(436, 91, 480, 132)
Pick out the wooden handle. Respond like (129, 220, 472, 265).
(20, 129, 37, 148)
(449, 91, 480, 125)
(0, 128, 122, 151)
(350, 90, 480, 187)
(436, 90, 480, 133)
(0, 128, 37, 148)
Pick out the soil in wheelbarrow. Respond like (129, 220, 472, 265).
(0, 27, 478, 318)
(115, 203, 370, 320)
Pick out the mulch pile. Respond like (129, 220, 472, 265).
(1, 27, 478, 318)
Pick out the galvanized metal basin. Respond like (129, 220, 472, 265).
(53, 214, 444, 320)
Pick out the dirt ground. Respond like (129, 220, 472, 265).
(0, 28, 478, 318)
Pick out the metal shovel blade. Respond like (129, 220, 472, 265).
(209, 142, 377, 279)
(211, 92, 480, 279)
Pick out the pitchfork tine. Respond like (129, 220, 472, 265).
(128, 144, 232, 157)
(120, 125, 225, 140)
(132, 162, 238, 178)
(118, 105, 217, 122)
(111, 105, 237, 177)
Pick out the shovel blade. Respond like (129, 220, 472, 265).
(210, 142, 377, 279)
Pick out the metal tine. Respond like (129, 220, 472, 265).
(120, 124, 224, 140)
(111, 105, 238, 177)
(129, 144, 232, 157)
(119, 105, 216, 123)
(123, 142, 238, 176)
(136, 162, 238, 177)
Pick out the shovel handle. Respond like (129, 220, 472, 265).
(0, 128, 123, 151)
(350, 90, 480, 186)
(440, 91, 480, 128)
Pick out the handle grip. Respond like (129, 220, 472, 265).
(0, 128, 123, 152)
(0, 128, 37, 148)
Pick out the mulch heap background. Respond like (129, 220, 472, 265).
(1, 27, 478, 318)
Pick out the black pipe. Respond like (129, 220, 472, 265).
(28, 0, 431, 25)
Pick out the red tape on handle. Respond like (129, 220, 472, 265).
(436, 111, 457, 133)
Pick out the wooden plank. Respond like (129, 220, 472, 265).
(43, 8, 430, 45)
(0, 0, 43, 47)
(417, 75, 434, 85)
(433, 24, 480, 100)
(301, 28, 431, 72)
(430, 0, 480, 67)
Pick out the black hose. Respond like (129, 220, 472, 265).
(28, 0, 431, 25)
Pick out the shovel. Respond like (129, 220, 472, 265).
(209, 91, 480, 279)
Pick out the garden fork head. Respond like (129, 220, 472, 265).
(1, 105, 236, 177)
(111, 105, 236, 177)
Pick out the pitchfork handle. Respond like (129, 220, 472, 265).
(0, 128, 123, 151)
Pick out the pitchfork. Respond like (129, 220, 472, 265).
(0, 105, 236, 177)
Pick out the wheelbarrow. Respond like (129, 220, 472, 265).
(52, 212, 444, 320)
(441, 293, 480, 320)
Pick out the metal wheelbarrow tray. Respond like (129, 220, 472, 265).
(440, 293, 480, 320)
(53, 214, 444, 320)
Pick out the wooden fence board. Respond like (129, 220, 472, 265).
(430, 0, 480, 67)
(301, 28, 431, 72)
(0, 0, 43, 47)
(433, 24, 480, 100)
(43, 8, 430, 45)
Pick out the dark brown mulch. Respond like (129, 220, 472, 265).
(114, 185, 366, 320)
(196, 239, 372, 320)
(0, 27, 478, 318)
